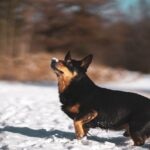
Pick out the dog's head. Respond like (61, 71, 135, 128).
(51, 51, 93, 81)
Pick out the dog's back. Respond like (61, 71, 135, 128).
(87, 86, 150, 129)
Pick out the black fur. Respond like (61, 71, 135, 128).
(51, 52, 150, 146)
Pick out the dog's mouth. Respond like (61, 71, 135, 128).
(51, 58, 64, 75)
(53, 67, 64, 75)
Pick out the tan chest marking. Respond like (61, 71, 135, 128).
(67, 103, 80, 114)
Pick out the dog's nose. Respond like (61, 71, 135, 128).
(52, 57, 59, 62)
(51, 58, 58, 68)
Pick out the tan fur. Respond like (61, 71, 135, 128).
(74, 111, 98, 139)
(57, 65, 77, 93)
(67, 103, 80, 114)
(74, 120, 85, 139)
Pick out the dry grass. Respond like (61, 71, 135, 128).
(0, 52, 134, 83)
(0, 53, 55, 81)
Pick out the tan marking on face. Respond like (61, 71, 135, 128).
(67, 103, 80, 114)
(56, 64, 77, 93)
(74, 110, 98, 139)
(57, 64, 74, 76)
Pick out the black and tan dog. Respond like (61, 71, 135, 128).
(51, 51, 150, 146)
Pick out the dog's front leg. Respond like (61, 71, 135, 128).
(74, 120, 85, 139)
(74, 110, 98, 139)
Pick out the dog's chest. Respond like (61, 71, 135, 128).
(66, 103, 80, 114)
(59, 94, 81, 117)
(61, 103, 81, 120)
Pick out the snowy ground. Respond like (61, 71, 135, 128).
(0, 79, 150, 150)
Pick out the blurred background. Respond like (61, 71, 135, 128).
(1, 1, 150, 148)
(0, 0, 150, 82)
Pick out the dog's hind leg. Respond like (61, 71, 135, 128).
(129, 121, 149, 146)
(74, 110, 98, 139)
(130, 132, 145, 146)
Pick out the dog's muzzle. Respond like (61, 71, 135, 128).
(51, 58, 58, 69)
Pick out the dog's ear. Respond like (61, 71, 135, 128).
(81, 54, 93, 71)
(64, 51, 71, 62)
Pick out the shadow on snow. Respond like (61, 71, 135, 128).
(0, 126, 149, 148)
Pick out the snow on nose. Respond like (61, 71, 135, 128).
(51, 57, 59, 69)
(52, 57, 59, 62)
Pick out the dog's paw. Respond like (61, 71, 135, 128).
(134, 140, 145, 146)
(75, 131, 86, 140)
(132, 136, 145, 146)
(76, 134, 85, 140)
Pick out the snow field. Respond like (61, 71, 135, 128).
(0, 81, 149, 150)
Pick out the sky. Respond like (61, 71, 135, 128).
(117, 0, 150, 13)
(117, 0, 139, 11)
(100, 0, 150, 22)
